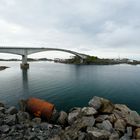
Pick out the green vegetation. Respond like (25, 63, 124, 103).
(84, 56, 98, 64)
(57, 56, 140, 65)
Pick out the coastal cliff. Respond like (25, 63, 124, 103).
(0, 96, 140, 140)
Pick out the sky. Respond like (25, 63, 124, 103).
(0, 0, 140, 60)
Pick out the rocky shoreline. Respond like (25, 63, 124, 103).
(0, 66, 9, 71)
(0, 96, 140, 140)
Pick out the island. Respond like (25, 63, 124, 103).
(54, 56, 140, 65)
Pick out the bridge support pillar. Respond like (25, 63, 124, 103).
(80, 59, 84, 64)
(20, 51, 29, 69)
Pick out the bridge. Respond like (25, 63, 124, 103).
(0, 47, 88, 69)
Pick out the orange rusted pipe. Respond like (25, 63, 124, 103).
(27, 97, 54, 120)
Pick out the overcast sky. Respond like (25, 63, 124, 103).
(0, 0, 140, 59)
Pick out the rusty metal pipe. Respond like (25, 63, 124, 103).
(27, 98, 54, 120)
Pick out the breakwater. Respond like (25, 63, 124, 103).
(0, 96, 140, 140)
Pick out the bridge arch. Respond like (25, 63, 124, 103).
(27, 48, 86, 59)
(0, 47, 88, 69)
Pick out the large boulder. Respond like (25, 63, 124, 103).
(68, 108, 81, 125)
(126, 111, 140, 127)
(88, 96, 102, 110)
(70, 116, 95, 131)
(114, 104, 140, 127)
(87, 127, 111, 140)
(135, 128, 140, 139)
(81, 107, 97, 116)
(114, 119, 126, 133)
(120, 134, 131, 140)
(96, 120, 113, 132)
(50, 109, 59, 123)
(113, 104, 132, 119)
(88, 96, 114, 113)
(109, 132, 119, 140)
(77, 116, 95, 128)
(95, 115, 109, 123)
(58, 111, 68, 125)
(107, 114, 117, 124)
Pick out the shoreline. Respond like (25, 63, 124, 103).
(0, 96, 140, 139)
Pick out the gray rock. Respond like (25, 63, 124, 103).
(40, 122, 51, 130)
(95, 123, 103, 129)
(126, 127, 132, 137)
(17, 111, 30, 123)
(115, 104, 131, 113)
(58, 111, 68, 125)
(15, 124, 24, 130)
(88, 96, 102, 110)
(89, 96, 114, 113)
(68, 108, 81, 125)
(37, 136, 45, 140)
(67, 116, 95, 135)
(79, 116, 95, 128)
(32, 117, 41, 124)
(50, 109, 59, 123)
(6, 106, 18, 115)
(108, 114, 117, 123)
(87, 127, 111, 140)
(123, 111, 140, 127)
(114, 119, 126, 133)
(0, 125, 10, 133)
(101, 120, 113, 132)
(95, 115, 109, 123)
(113, 104, 131, 119)
(59, 116, 95, 140)
(120, 134, 130, 140)
(81, 107, 97, 116)
(5, 114, 16, 125)
(113, 104, 140, 127)
(78, 132, 86, 140)
(109, 132, 119, 140)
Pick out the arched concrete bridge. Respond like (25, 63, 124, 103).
(0, 47, 89, 68)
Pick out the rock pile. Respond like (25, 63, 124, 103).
(0, 96, 140, 140)
(51, 96, 140, 140)
(0, 102, 61, 140)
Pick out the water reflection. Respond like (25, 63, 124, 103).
(22, 69, 29, 93)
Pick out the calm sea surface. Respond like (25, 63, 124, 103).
(0, 61, 140, 112)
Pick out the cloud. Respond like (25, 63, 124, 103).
(0, 0, 140, 59)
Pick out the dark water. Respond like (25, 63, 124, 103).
(0, 61, 140, 112)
